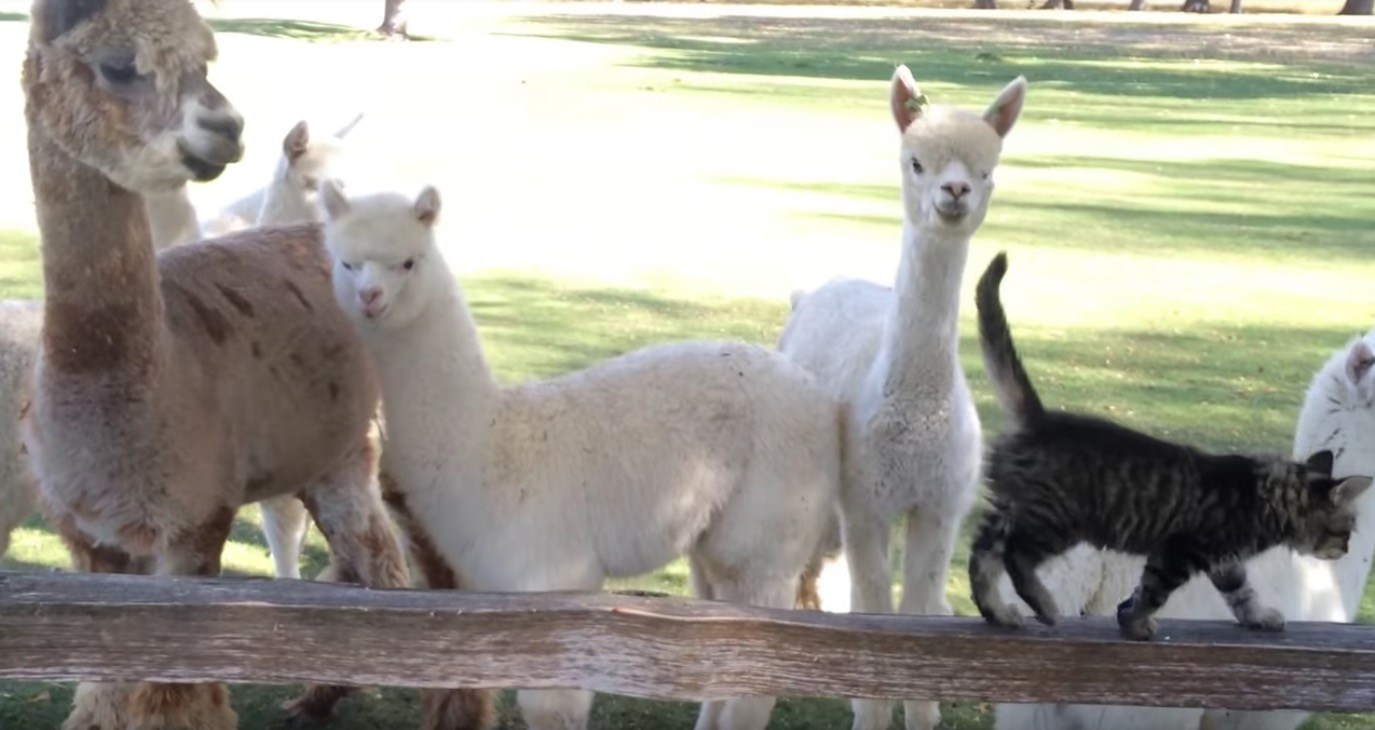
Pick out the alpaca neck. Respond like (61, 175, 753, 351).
(29, 124, 163, 379)
(372, 269, 500, 473)
(257, 174, 313, 226)
(880, 220, 971, 396)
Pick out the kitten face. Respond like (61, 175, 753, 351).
(1299, 481, 1356, 560)
(1293, 460, 1370, 560)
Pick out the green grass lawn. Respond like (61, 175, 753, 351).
(2, 2, 1375, 728)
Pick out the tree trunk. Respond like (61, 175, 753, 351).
(1042, 0, 1076, 7)
(1181, 0, 1210, 11)
(973, 0, 997, 8)
(379, 0, 409, 38)
(1230, 0, 1242, 11)
(1129, 0, 1147, 9)
(1338, 0, 1373, 13)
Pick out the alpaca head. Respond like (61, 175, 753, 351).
(890, 65, 1026, 232)
(273, 115, 362, 210)
(24, 0, 244, 192)
(321, 180, 443, 330)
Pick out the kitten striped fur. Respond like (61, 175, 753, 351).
(968, 252, 1374, 640)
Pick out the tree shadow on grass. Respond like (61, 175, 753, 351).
(726, 153, 1375, 265)
(207, 18, 438, 43)
(509, 14, 1371, 103)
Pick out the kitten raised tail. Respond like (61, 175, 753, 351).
(969, 251, 1056, 628)
(976, 252, 1044, 432)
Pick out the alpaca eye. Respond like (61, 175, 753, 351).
(981, 171, 991, 181)
(99, 63, 139, 85)
(341, 261, 356, 272)
(402, 258, 416, 271)
(911, 158, 924, 175)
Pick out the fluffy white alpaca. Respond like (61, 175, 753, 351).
(320, 181, 841, 730)
(202, 115, 362, 237)
(777, 66, 1025, 730)
(995, 329, 1375, 730)
(0, 300, 42, 559)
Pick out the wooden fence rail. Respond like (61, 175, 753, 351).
(1, 571, 1374, 712)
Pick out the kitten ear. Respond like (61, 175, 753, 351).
(1346, 340, 1374, 385)
(320, 179, 351, 220)
(1331, 475, 1374, 506)
(1305, 449, 1335, 476)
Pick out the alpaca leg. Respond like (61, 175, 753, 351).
(896, 504, 966, 730)
(842, 507, 896, 730)
(55, 515, 151, 730)
(62, 508, 238, 730)
(260, 495, 309, 579)
(517, 689, 594, 730)
(686, 553, 728, 728)
(284, 444, 412, 723)
(378, 470, 494, 730)
(690, 577, 791, 730)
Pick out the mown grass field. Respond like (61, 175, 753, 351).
(0, 1, 1373, 727)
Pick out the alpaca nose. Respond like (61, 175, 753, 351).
(359, 288, 382, 305)
(942, 181, 971, 200)
(198, 113, 243, 144)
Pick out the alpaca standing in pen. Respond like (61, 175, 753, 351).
(780, 64, 1026, 730)
(321, 179, 841, 730)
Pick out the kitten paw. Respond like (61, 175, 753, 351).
(1121, 616, 1157, 641)
(1243, 607, 1286, 632)
(981, 604, 1025, 628)
(1115, 596, 1135, 625)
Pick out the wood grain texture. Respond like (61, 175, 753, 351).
(2, 571, 1374, 712)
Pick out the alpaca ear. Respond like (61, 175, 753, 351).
(890, 65, 926, 133)
(1346, 340, 1374, 385)
(1331, 475, 1374, 506)
(414, 186, 441, 227)
(320, 179, 350, 220)
(1306, 449, 1335, 476)
(283, 121, 310, 164)
(39, 0, 107, 43)
(334, 112, 365, 140)
(984, 76, 1027, 139)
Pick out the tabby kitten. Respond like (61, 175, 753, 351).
(968, 252, 1373, 641)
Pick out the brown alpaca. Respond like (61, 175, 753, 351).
(22, 1, 487, 728)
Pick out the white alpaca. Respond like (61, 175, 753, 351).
(145, 187, 203, 250)
(995, 329, 1375, 730)
(0, 300, 42, 559)
(202, 115, 362, 238)
(777, 66, 1025, 730)
(320, 180, 841, 730)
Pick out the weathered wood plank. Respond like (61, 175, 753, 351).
(1, 571, 1374, 712)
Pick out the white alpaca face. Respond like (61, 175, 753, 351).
(322, 183, 443, 331)
(277, 119, 354, 213)
(32, 0, 244, 192)
(889, 67, 1026, 232)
